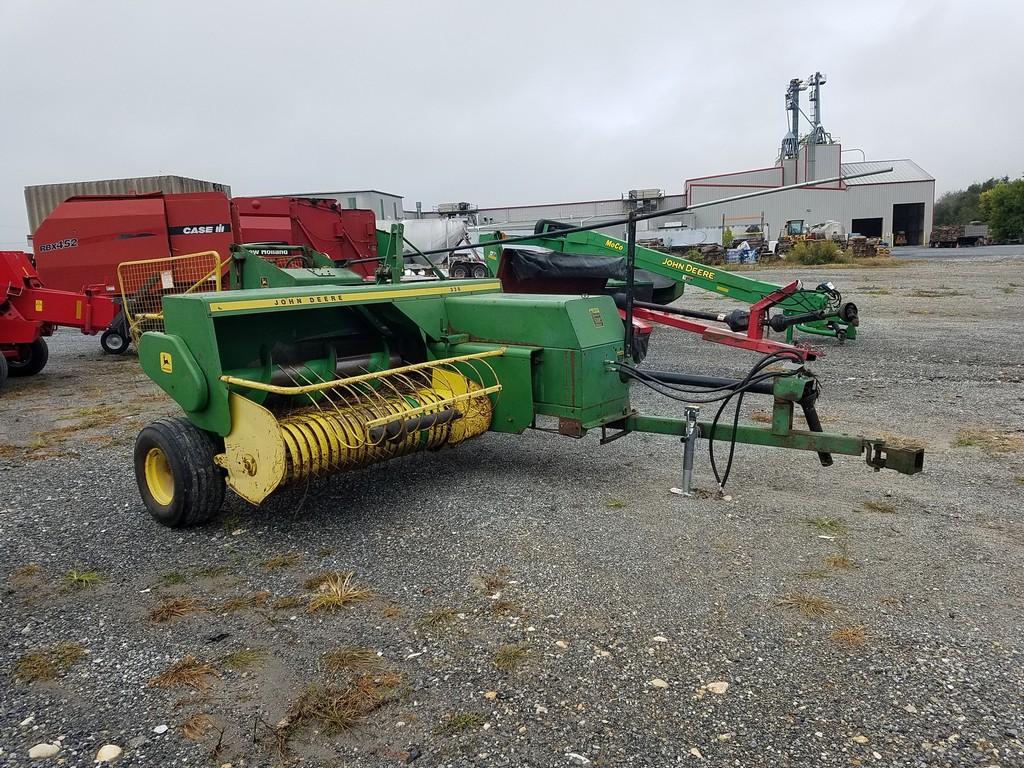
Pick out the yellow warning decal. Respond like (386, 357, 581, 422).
(160, 352, 173, 373)
(208, 281, 501, 314)
(35, 299, 44, 312)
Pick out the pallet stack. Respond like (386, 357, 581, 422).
(848, 236, 891, 258)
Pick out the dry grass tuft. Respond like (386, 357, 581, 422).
(380, 602, 404, 619)
(475, 566, 509, 594)
(221, 648, 267, 670)
(776, 593, 836, 619)
(606, 497, 626, 509)
(490, 599, 523, 617)
(149, 596, 202, 623)
(64, 569, 102, 589)
(863, 500, 897, 514)
(435, 712, 486, 735)
(421, 608, 456, 628)
(323, 646, 381, 674)
(195, 564, 230, 579)
(804, 516, 848, 535)
(159, 571, 187, 586)
(14, 642, 86, 682)
(307, 572, 372, 613)
(954, 428, 1024, 455)
(149, 656, 221, 691)
(493, 643, 531, 672)
(271, 596, 303, 611)
(829, 625, 868, 648)
(11, 563, 41, 580)
(180, 713, 216, 741)
(823, 554, 859, 570)
(220, 591, 271, 613)
(278, 672, 402, 738)
(262, 552, 302, 571)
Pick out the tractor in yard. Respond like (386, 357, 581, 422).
(129, 240, 921, 528)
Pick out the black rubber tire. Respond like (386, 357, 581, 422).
(7, 338, 49, 377)
(0, 354, 8, 390)
(450, 264, 469, 278)
(133, 418, 225, 528)
(471, 264, 488, 279)
(100, 328, 129, 355)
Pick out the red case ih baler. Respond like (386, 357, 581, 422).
(30, 192, 381, 353)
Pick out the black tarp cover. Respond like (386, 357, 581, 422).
(502, 247, 626, 281)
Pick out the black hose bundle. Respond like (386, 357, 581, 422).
(615, 350, 806, 491)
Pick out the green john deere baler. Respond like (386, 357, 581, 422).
(131, 244, 921, 527)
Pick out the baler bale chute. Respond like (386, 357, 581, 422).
(131, 243, 922, 527)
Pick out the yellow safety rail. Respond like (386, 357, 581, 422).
(117, 250, 225, 343)
(219, 348, 505, 395)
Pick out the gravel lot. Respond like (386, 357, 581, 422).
(2, 252, 1023, 767)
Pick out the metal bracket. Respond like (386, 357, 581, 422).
(670, 406, 701, 497)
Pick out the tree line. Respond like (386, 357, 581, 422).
(935, 176, 1024, 241)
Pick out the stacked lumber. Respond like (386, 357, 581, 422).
(848, 236, 890, 258)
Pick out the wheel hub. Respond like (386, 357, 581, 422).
(144, 447, 174, 505)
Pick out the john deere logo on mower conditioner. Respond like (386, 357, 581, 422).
(160, 352, 173, 373)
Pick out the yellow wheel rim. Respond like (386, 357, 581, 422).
(144, 447, 174, 506)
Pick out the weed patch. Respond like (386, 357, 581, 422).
(493, 643, 530, 672)
(823, 554, 859, 570)
(262, 552, 302, 571)
(323, 647, 381, 674)
(15, 642, 86, 682)
(864, 500, 896, 514)
(64, 570, 102, 589)
(150, 656, 221, 691)
(180, 713, 216, 741)
(829, 625, 868, 648)
(475, 567, 509, 594)
(435, 712, 485, 735)
(220, 591, 271, 613)
(149, 596, 202, 623)
(776, 593, 836, 619)
(221, 648, 267, 670)
(421, 608, 457, 628)
(805, 516, 848, 535)
(954, 428, 1024, 455)
(306, 572, 371, 613)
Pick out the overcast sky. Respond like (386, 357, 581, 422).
(2, 0, 1021, 246)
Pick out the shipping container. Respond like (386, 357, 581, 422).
(24, 175, 230, 233)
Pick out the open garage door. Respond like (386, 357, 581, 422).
(851, 217, 883, 238)
(893, 203, 925, 246)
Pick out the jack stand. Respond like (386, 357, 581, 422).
(670, 406, 700, 497)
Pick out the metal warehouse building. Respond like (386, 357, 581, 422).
(683, 144, 934, 245)
(469, 75, 935, 246)
(471, 142, 934, 247)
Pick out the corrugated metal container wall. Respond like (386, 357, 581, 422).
(24, 175, 231, 232)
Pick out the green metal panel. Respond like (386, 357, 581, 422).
(138, 332, 208, 412)
(444, 293, 630, 429)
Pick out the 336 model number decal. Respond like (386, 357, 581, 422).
(38, 238, 78, 253)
